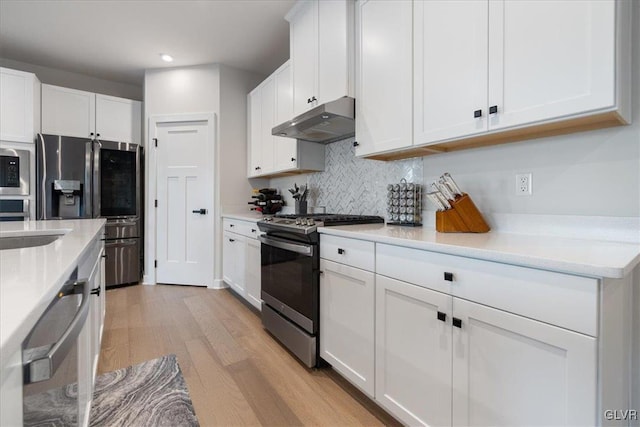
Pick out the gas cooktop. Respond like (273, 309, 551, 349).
(259, 213, 385, 235)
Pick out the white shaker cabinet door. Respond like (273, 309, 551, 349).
(260, 77, 276, 175)
(487, 0, 616, 131)
(375, 275, 452, 427)
(42, 84, 95, 139)
(451, 297, 597, 427)
(355, 0, 412, 157)
(318, 0, 350, 104)
(247, 89, 263, 177)
(320, 259, 375, 397)
(290, 0, 318, 116)
(95, 94, 141, 144)
(414, 0, 488, 145)
(0, 68, 38, 143)
(223, 231, 246, 297)
(245, 237, 262, 311)
(273, 61, 298, 171)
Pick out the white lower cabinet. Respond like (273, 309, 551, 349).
(245, 237, 262, 310)
(375, 274, 597, 427)
(223, 231, 246, 296)
(375, 275, 452, 426)
(320, 259, 375, 397)
(452, 297, 596, 427)
(222, 218, 262, 310)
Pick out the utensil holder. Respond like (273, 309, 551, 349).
(435, 193, 490, 233)
(295, 200, 307, 215)
(387, 179, 422, 226)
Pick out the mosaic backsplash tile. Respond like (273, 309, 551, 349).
(302, 137, 423, 216)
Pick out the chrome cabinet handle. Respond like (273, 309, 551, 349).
(23, 279, 91, 383)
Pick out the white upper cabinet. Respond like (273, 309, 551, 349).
(0, 68, 40, 143)
(358, 0, 631, 160)
(413, 0, 488, 144)
(95, 94, 142, 143)
(260, 77, 276, 174)
(42, 84, 142, 143)
(287, 0, 353, 116)
(42, 85, 95, 139)
(354, 0, 412, 157)
(487, 0, 620, 131)
(247, 60, 324, 178)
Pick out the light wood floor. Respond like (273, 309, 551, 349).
(97, 284, 400, 426)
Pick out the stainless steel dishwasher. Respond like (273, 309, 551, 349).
(22, 268, 90, 426)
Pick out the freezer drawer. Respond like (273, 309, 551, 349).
(104, 217, 139, 239)
(104, 238, 140, 287)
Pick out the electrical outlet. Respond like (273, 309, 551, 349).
(515, 173, 532, 196)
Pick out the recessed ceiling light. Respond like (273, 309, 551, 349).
(160, 54, 174, 63)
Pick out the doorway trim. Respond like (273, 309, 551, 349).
(144, 113, 223, 288)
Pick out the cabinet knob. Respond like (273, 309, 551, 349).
(489, 105, 498, 114)
(473, 109, 482, 118)
(307, 98, 311, 103)
(96, 133, 101, 137)
(310, 96, 317, 102)
(229, 238, 235, 242)
(229, 224, 234, 227)
(444, 272, 454, 282)
(337, 248, 345, 255)
(437, 311, 447, 322)
(453, 317, 462, 328)
(291, 157, 296, 162)
(255, 166, 261, 170)
(353, 141, 359, 147)
(90, 132, 94, 137)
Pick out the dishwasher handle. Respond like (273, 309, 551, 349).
(23, 278, 91, 384)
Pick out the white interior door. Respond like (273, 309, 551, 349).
(155, 118, 214, 286)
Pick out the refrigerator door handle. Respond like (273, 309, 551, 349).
(85, 140, 94, 218)
(92, 140, 101, 218)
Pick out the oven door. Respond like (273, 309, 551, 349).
(259, 235, 318, 334)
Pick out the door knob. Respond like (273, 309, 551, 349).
(192, 208, 207, 215)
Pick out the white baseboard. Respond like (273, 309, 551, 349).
(142, 274, 155, 285)
(209, 279, 228, 290)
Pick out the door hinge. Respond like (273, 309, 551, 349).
(153, 138, 158, 147)
(155, 199, 158, 208)
(154, 260, 157, 268)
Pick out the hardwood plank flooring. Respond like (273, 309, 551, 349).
(98, 284, 400, 427)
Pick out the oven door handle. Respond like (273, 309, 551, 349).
(259, 235, 314, 257)
(23, 279, 91, 384)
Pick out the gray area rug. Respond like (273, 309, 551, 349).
(23, 354, 198, 426)
(90, 354, 199, 427)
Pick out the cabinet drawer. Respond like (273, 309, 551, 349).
(376, 243, 598, 336)
(320, 235, 375, 272)
(223, 218, 260, 239)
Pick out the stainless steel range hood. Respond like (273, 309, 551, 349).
(272, 96, 355, 144)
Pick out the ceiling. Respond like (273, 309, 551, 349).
(0, 0, 295, 86)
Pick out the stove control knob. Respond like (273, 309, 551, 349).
(308, 218, 315, 225)
(295, 218, 302, 225)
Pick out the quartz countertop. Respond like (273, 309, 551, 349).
(318, 224, 640, 279)
(222, 212, 265, 222)
(0, 219, 106, 369)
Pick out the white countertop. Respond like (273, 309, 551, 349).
(221, 212, 265, 222)
(319, 224, 640, 279)
(0, 219, 106, 368)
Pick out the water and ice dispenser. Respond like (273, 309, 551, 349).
(52, 180, 82, 218)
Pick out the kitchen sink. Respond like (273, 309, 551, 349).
(0, 230, 69, 250)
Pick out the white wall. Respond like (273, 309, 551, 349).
(143, 63, 265, 287)
(0, 57, 142, 100)
(218, 64, 266, 213)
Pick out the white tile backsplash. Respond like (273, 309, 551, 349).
(270, 137, 422, 216)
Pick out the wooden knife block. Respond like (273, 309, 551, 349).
(435, 193, 490, 233)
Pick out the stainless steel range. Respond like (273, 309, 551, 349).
(258, 214, 384, 367)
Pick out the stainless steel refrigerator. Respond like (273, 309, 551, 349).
(36, 134, 143, 287)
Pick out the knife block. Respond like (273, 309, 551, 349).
(435, 193, 490, 233)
